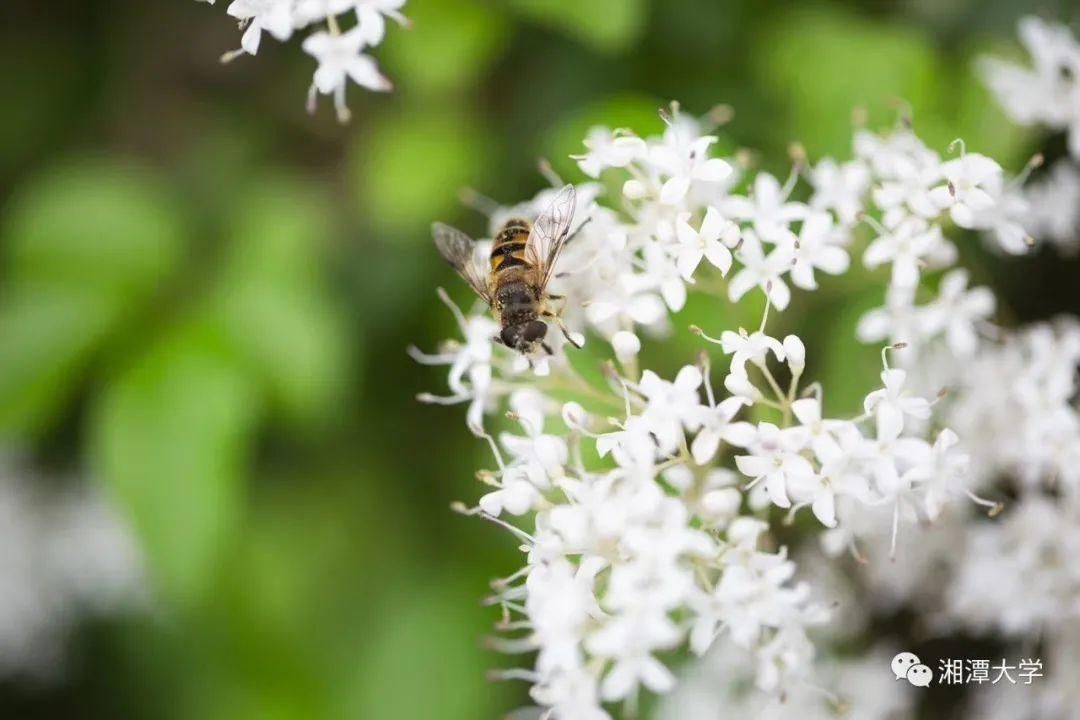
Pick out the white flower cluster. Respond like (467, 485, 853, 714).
(981, 16, 1080, 253)
(197, 0, 407, 121)
(413, 99, 1024, 717)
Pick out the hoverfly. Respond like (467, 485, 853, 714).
(432, 184, 583, 355)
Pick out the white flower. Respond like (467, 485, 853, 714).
(650, 133, 734, 205)
(586, 609, 681, 700)
(202, 0, 406, 119)
(353, 0, 409, 46)
(411, 300, 498, 432)
(790, 398, 841, 462)
(981, 183, 1032, 255)
(723, 173, 807, 243)
(735, 423, 814, 509)
(719, 329, 785, 376)
(611, 330, 641, 361)
(638, 366, 705, 455)
(809, 158, 870, 225)
(865, 131, 943, 224)
(674, 207, 738, 280)
(856, 284, 923, 350)
(688, 397, 754, 465)
(790, 211, 850, 290)
(863, 216, 948, 289)
(585, 270, 668, 331)
(863, 368, 931, 438)
(728, 232, 795, 309)
(782, 334, 805, 372)
(573, 128, 648, 179)
(597, 415, 660, 470)
(642, 243, 689, 312)
(293, 0, 356, 26)
(929, 152, 1004, 229)
(304, 27, 391, 121)
(904, 428, 971, 521)
(530, 670, 611, 720)
(226, 0, 294, 54)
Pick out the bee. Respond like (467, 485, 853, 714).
(432, 184, 582, 355)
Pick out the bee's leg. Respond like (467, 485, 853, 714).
(543, 311, 583, 349)
(552, 218, 594, 281)
(564, 216, 593, 247)
(544, 295, 569, 312)
(542, 342, 554, 355)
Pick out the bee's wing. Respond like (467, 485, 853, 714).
(432, 222, 493, 305)
(525, 184, 577, 290)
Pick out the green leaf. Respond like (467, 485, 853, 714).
(382, 0, 509, 97)
(0, 160, 187, 438)
(0, 285, 123, 439)
(3, 159, 184, 298)
(91, 319, 260, 609)
(219, 177, 330, 289)
(508, 0, 648, 53)
(215, 279, 351, 429)
(352, 111, 488, 235)
(214, 177, 352, 428)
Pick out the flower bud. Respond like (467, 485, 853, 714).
(612, 331, 641, 361)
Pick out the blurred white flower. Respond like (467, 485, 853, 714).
(918, 269, 995, 357)
(1024, 161, 1080, 253)
(303, 27, 391, 121)
(227, 0, 294, 54)
(199, 0, 406, 121)
(809, 157, 870, 225)
(573, 128, 647, 179)
(980, 16, 1080, 157)
(0, 462, 144, 678)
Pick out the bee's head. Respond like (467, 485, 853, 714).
(499, 320, 548, 354)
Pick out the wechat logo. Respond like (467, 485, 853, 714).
(892, 651, 933, 687)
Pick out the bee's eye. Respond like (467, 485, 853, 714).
(523, 321, 547, 342)
(500, 327, 519, 346)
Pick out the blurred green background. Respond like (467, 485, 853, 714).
(0, 0, 1077, 718)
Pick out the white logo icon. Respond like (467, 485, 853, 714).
(892, 651, 933, 686)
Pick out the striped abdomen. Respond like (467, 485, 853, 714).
(490, 219, 532, 277)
